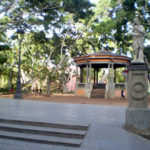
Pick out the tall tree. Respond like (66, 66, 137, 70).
(0, 0, 94, 94)
(90, 0, 150, 56)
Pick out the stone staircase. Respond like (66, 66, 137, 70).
(91, 89, 105, 98)
(0, 118, 90, 147)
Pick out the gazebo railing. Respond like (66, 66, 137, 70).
(115, 83, 125, 89)
(93, 83, 106, 89)
(78, 83, 85, 88)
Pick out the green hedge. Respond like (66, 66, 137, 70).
(0, 88, 9, 92)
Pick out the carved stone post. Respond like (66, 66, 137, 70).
(127, 63, 148, 108)
(125, 62, 150, 136)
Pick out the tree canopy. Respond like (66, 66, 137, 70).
(0, 0, 149, 94)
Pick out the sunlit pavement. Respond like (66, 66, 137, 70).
(0, 98, 150, 150)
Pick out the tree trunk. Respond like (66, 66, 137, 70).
(63, 81, 67, 93)
(46, 78, 51, 96)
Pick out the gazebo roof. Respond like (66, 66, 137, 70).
(74, 50, 131, 68)
(83, 50, 120, 56)
(80, 50, 121, 57)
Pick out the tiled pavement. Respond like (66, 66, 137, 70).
(0, 98, 150, 150)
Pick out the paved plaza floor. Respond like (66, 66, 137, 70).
(0, 98, 150, 150)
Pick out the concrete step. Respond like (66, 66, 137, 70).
(0, 118, 90, 131)
(91, 93, 104, 98)
(0, 130, 82, 147)
(92, 89, 105, 94)
(0, 122, 86, 139)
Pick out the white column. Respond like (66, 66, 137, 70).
(75, 65, 79, 95)
(108, 64, 111, 82)
(89, 63, 92, 83)
(111, 64, 114, 83)
(76, 65, 78, 84)
(125, 65, 128, 89)
(86, 63, 89, 82)
(106, 63, 115, 99)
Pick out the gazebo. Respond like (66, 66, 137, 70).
(74, 50, 131, 99)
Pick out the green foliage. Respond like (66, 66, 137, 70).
(144, 46, 150, 63)
(116, 68, 125, 83)
(0, 45, 10, 51)
(0, 54, 7, 64)
(90, 0, 150, 54)
(0, 87, 9, 92)
(63, 0, 94, 21)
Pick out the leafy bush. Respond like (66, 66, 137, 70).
(0, 88, 9, 92)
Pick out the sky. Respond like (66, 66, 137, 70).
(90, 0, 98, 4)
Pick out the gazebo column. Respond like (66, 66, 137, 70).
(85, 62, 93, 98)
(125, 65, 128, 89)
(86, 63, 89, 82)
(75, 65, 79, 95)
(89, 63, 92, 83)
(94, 68, 96, 84)
(114, 68, 117, 83)
(96, 68, 99, 84)
(94, 68, 99, 84)
(76, 65, 79, 83)
(124, 65, 128, 99)
(80, 67, 83, 83)
(111, 64, 114, 82)
(105, 63, 115, 99)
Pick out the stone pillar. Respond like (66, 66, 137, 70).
(125, 62, 150, 137)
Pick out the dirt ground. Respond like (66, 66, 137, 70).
(1, 93, 150, 106)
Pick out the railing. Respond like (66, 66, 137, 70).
(93, 83, 106, 89)
(93, 83, 125, 89)
(115, 83, 125, 89)
(78, 83, 85, 88)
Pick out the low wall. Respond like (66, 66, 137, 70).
(76, 89, 85, 97)
(115, 89, 127, 98)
